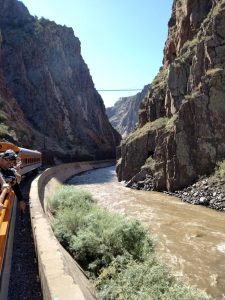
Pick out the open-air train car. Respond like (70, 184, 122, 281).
(0, 141, 42, 286)
(0, 142, 42, 175)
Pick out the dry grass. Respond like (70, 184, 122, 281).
(151, 68, 168, 88)
(126, 117, 169, 144)
(206, 67, 223, 76)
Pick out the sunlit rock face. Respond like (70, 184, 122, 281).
(117, 0, 225, 191)
(0, 0, 121, 162)
(106, 85, 150, 138)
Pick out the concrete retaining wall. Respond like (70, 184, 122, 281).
(29, 160, 114, 300)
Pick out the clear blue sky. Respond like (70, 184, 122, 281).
(21, 0, 173, 107)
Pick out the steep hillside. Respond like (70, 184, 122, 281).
(0, 71, 33, 146)
(0, 0, 121, 161)
(117, 0, 225, 191)
(106, 85, 150, 138)
(0, 34, 33, 146)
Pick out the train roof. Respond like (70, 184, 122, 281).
(0, 141, 41, 156)
(19, 147, 41, 156)
(0, 141, 20, 153)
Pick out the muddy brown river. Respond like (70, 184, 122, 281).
(68, 166, 225, 300)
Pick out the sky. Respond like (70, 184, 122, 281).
(21, 0, 173, 108)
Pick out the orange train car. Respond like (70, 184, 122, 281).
(0, 141, 42, 175)
(0, 142, 42, 277)
(0, 189, 14, 274)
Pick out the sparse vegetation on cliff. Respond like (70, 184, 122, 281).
(34, 18, 44, 34)
(142, 156, 155, 172)
(165, 113, 178, 131)
(213, 160, 225, 180)
(179, 37, 198, 61)
(206, 67, 223, 76)
(0, 123, 9, 135)
(48, 186, 213, 300)
(151, 67, 168, 88)
(126, 117, 169, 143)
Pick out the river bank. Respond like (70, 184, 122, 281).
(127, 170, 225, 211)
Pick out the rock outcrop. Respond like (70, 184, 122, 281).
(106, 85, 150, 138)
(0, 25, 33, 146)
(0, 0, 121, 161)
(117, 0, 225, 191)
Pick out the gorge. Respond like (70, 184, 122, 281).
(1, 1, 225, 299)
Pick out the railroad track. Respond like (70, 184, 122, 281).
(1, 174, 43, 300)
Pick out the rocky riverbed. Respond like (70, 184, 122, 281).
(126, 170, 225, 212)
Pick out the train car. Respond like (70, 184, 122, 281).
(0, 141, 42, 280)
(18, 147, 42, 175)
(0, 141, 42, 175)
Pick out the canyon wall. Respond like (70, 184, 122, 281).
(106, 85, 150, 138)
(117, 0, 225, 191)
(0, 0, 121, 162)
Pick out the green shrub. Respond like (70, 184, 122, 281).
(162, 283, 213, 300)
(50, 187, 155, 276)
(49, 186, 213, 300)
(52, 217, 73, 249)
(151, 67, 168, 88)
(68, 209, 154, 274)
(0, 123, 9, 136)
(48, 185, 93, 214)
(97, 255, 212, 300)
(214, 160, 225, 179)
(142, 156, 155, 171)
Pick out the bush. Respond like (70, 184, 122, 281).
(50, 186, 155, 276)
(48, 185, 93, 214)
(142, 156, 155, 171)
(67, 209, 154, 275)
(0, 123, 9, 136)
(214, 160, 225, 180)
(49, 186, 213, 300)
(97, 256, 212, 300)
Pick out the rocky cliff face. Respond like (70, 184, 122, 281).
(117, 0, 225, 191)
(0, 25, 33, 146)
(0, 69, 33, 146)
(0, 0, 121, 161)
(106, 85, 150, 138)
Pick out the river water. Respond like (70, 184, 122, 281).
(67, 166, 225, 300)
